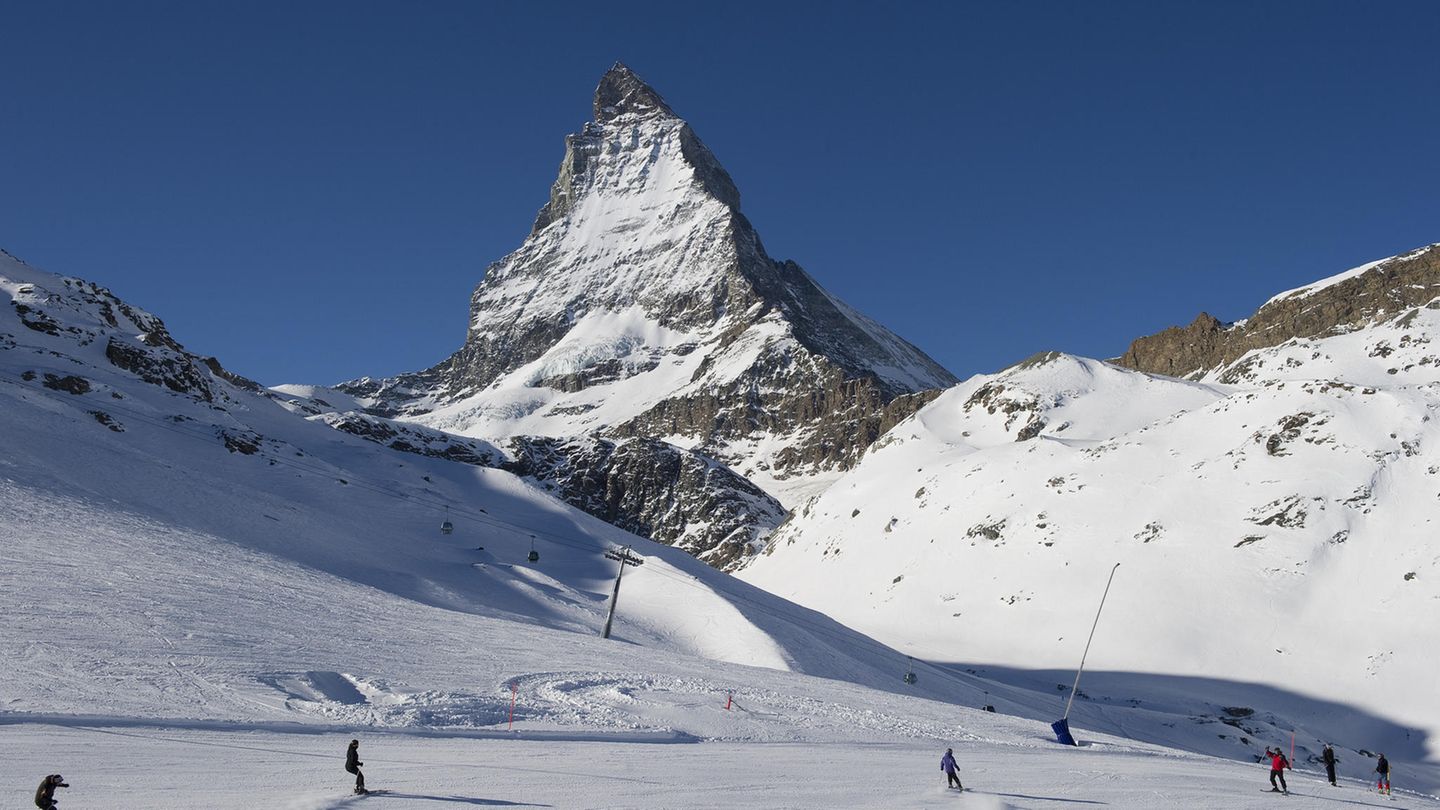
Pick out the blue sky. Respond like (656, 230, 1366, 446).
(2, 1, 1437, 384)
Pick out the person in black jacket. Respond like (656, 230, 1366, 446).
(1376, 753, 1390, 795)
(1322, 744, 1338, 786)
(34, 774, 68, 809)
(346, 739, 367, 794)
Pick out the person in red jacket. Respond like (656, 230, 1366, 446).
(1264, 747, 1291, 793)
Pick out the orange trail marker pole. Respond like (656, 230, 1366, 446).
(509, 682, 518, 731)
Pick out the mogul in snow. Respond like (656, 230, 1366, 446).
(940, 747, 963, 791)
(1322, 743, 1338, 787)
(1264, 747, 1291, 793)
(346, 739, 367, 795)
(33, 774, 68, 809)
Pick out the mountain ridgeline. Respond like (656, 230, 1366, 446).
(1116, 243, 1440, 380)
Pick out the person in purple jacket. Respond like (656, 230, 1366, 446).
(941, 748, 964, 790)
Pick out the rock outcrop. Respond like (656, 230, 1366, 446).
(503, 435, 787, 571)
(1116, 244, 1440, 379)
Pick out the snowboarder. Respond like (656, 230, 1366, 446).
(940, 747, 963, 790)
(1375, 753, 1390, 795)
(346, 739, 367, 794)
(34, 774, 68, 809)
(1322, 743, 1338, 786)
(1265, 747, 1291, 793)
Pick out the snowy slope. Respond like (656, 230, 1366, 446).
(10, 251, 1437, 806)
(0, 248, 933, 706)
(742, 338, 1440, 785)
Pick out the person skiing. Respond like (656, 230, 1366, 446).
(1375, 753, 1390, 795)
(34, 774, 68, 809)
(345, 739, 367, 795)
(1322, 743, 1338, 787)
(940, 747, 963, 790)
(1265, 747, 1291, 793)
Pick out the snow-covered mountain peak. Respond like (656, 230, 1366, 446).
(326, 66, 956, 538)
(593, 61, 677, 123)
(529, 63, 738, 238)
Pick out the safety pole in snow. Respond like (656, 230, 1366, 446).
(602, 546, 644, 639)
(508, 682, 518, 731)
(1053, 562, 1120, 745)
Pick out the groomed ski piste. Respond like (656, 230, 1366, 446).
(2, 255, 1438, 808)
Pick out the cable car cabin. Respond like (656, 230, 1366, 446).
(440, 520, 454, 535)
(903, 671, 917, 685)
(528, 550, 540, 563)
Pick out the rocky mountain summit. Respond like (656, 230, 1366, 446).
(322, 64, 957, 566)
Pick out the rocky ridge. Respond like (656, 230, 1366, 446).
(1, 249, 259, 411)
(1116, 243, 1440, 380)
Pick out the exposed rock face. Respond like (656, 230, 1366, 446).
(289, 406, 785, 567)
(1, 251, 250, 407)
(615, 364, 943, 473)
(503, 436, 787, 571)
(328, 63, 957, 566)
(319, 411, 502, 467)
(1117, 244, 1440, 379)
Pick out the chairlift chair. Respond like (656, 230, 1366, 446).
(527, 535, 540, 563)
(440, 506, 454, 536)
(903, 656, 917, 685)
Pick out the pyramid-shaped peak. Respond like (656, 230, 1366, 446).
(594, 62, 676, 123)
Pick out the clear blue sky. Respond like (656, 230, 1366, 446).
(3, 1, 1437, 385)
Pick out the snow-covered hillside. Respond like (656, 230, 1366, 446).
(10, 247, 1438, 806)
(742, 248, 1440, 789)
(0, 248, 924, 691)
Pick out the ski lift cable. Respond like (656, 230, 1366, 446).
(0, 372, 983, 694)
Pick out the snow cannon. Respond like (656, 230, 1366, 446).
(1051, 718, 1077, 746)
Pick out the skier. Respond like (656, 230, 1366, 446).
(1322, 743, 1338, 787)
(1265, 747, 1291, 793)
(1375, 753, 1390, 795)
(940, 747, 963, 790)
(345, 739, 367, 795)
(34, 774, 68, 809)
